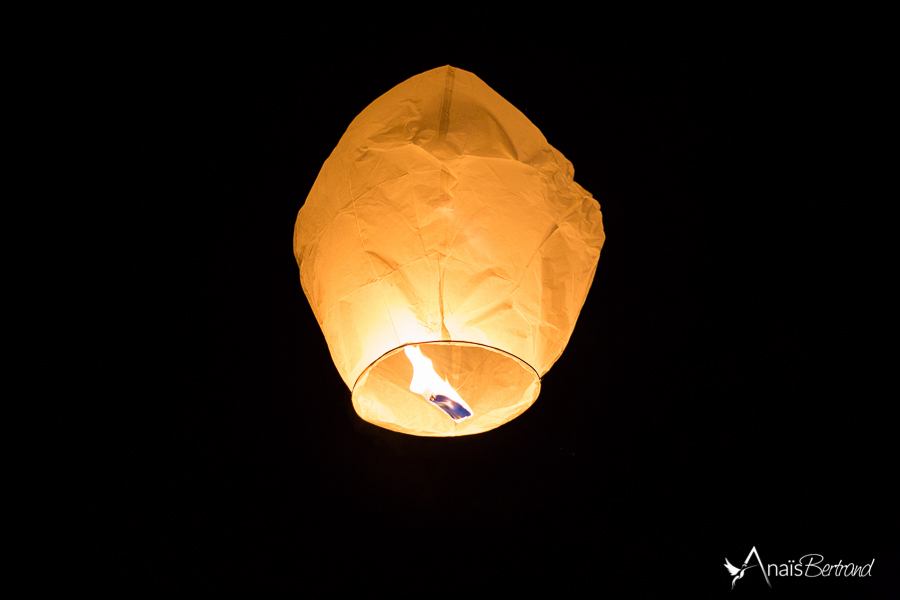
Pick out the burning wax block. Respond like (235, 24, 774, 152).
(429, 394, 472, 422)
(405, 345, 474, 423)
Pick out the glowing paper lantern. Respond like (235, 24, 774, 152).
(294, 66, 605, 436)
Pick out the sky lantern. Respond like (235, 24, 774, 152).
(294, 66, 605, 436)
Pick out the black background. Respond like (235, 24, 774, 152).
(43, 17, 895, 597)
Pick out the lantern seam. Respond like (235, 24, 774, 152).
(406, 177, 441, 327)
(453, 343, 497, 393)
(435, 66, 455, 143)
(347, 172, 402, 347)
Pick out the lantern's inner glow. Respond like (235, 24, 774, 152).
(351, 341, 541, 437)
(404, 345, 473, 422)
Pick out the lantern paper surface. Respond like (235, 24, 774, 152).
(294, 66, 605, 436)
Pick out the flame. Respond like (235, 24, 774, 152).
(404, 345, 473, 422)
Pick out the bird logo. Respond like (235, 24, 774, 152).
(725, 557, 758, 589)
(724, 546, 771, 589)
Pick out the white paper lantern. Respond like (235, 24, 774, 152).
(294, 66, 605, 436)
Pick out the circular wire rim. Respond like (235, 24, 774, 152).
(351, 340, 541, 394)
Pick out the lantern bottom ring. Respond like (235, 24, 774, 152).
(351, 341, 541, 437)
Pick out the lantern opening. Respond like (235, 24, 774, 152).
(403, 345, 473, 422)
(352, 341, 541, 436)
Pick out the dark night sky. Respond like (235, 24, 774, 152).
(43, 19, 895, 596)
